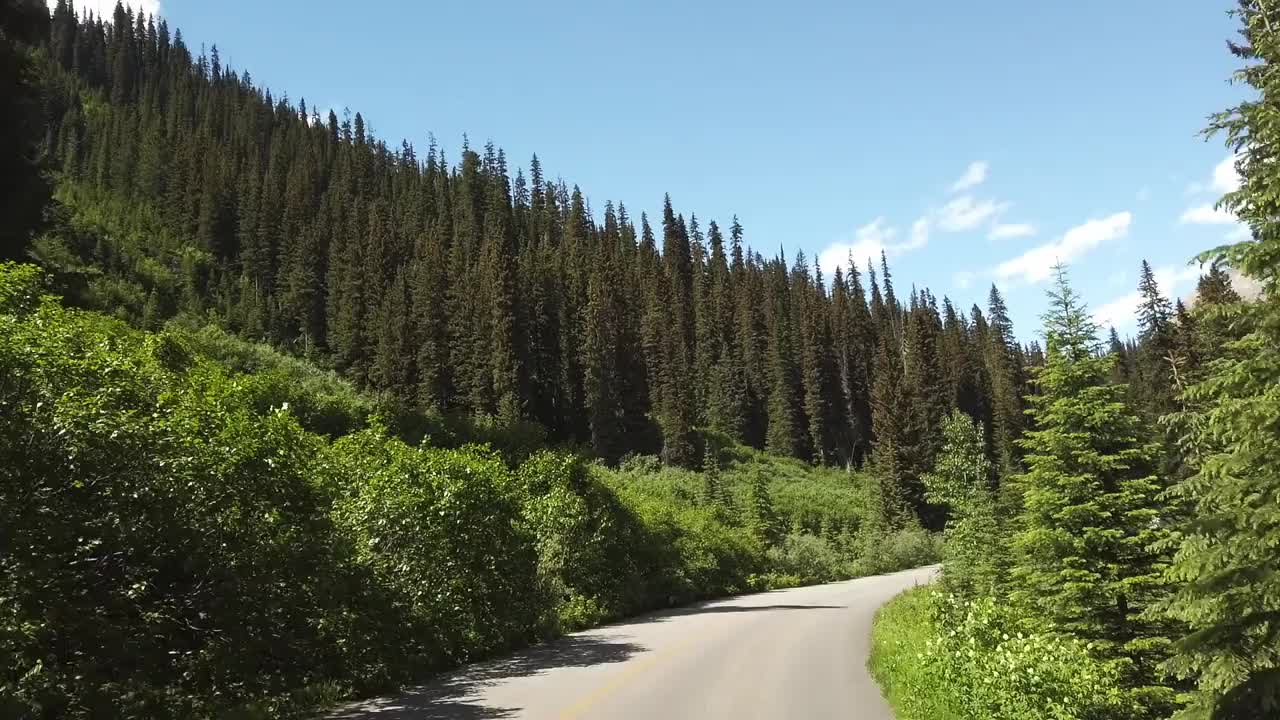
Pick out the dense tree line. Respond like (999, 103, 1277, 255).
(11, 3, 1280, 719)
(873, 3, 1279, 717)
(0, 0, 50, 258)
(0, 262, 938, 718)
(24, 3, 1051, 532)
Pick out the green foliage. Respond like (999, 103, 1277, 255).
(922, 410, 1004, 598)
(1157, 5, 1280, 716)
(327, 433, 542, 664)
(871, 588, 1138, 720)
(0, 261, 47, 314)
(1010, 267, 1174, 705)
(0, 264, 934, 717)
(0, 289, 388, 718)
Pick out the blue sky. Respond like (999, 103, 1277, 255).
(70, 0, 1247, 340)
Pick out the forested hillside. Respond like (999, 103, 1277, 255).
(1, 5, 942, 717)
(6, 1, 1276, 720)
(19, 1, 1048, 530)
(868, 3, 1280, 719)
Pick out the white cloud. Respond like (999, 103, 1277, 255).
(949, 161, 989, 193)
(989, 222, 1036, 240)
(817, 216, 929, 279)
(994, 211, 1132, 285)
(1180, 204, 1237, 225)
(1178, 154, 1243, 229)
(1211, 155, 1241, 194)
(908, 217, 930, 250)
(938, 196, 1008, 232)
(953, 270, 975, 290)
(49, 0, 162, 18)
(1093, 265, 1202, 332)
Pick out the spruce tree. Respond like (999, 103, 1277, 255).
(1133, 260, 1177, 421)
(922, 410, 1002, 598)
(747, 465, 782, 546)
(986, 284, 1025, 475)
(1159, 6, 1280, 716)
(1011, 264, 1173, 709)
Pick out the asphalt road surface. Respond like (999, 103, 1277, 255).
(328, 565, 937, 720)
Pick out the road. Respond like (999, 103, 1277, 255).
(328, 565, 936, 720)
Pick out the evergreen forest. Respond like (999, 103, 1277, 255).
(2, 1, 1278, 719)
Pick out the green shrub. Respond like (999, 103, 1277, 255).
(0, 298, 389, 718)
(0, 261, 47, 314)
(871, 588, 1140, 720)
(0, 263, 923, 718)
(766, 532, 849, 584)
(327, 434, 542, 665)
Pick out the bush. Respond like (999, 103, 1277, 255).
(0, 296, 387, 718)
(853, 525, 942, 576)
(871, 588, 1140, 720)
(0, 264, 929, 718)
(327, 434, 543, 665)
(766, 532, 850, 584)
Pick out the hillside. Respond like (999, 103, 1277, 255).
(0, 261, 936, 718)
(7, 3, 1280, 720)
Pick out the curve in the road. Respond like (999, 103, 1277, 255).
(328, 565, 937, 720)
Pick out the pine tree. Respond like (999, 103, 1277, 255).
(1159, 6, 1280, 716)
(901, 292, 947, 524)
(582, 253, 624, 461)
(1108, 326, 1133, 386)
(830, 259, 874, 466)
(0, 0, 52, 260)
(800, 260, 841, 465)
(986, 284, 1025, 475)
(922, 410, 1002, 598)
(868, 332, 908, 527)
(747, 465, 781, 546)
(656, 201, 697, 466)
(764, 257, 805, 459)
(1133, 260, 1177, 421)
(1012, 264, 1173, 708)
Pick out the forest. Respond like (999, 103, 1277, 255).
(1, 0, 1277, 718)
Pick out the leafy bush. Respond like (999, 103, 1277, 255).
(327, 434, 542, 665)
(0, 295, 388, 718)
(871, 588, 1140, 720)
(170, 320, 376, 438)
(0, 264, 936, 718)
(853, 525, 942, 576)
(766, 532, 851, 584)
(0, 261, 46, 314)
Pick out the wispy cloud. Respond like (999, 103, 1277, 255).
(1179, 204, 1237, 225)
(949, 161, 989, 193)
(994, 212, 1132, 285)
(817, 216, 930, 279)
(1211, 155, 1241, 194)
(937, 196, 1008, 232)
(1180, 154, 1245, 234)
(1093, 265, 1202, 332)
(989, 222, 1037, 240)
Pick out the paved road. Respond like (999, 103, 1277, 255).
(329, 566, 937, 720)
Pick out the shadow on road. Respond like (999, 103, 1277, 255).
(626, 603, 846, 623)
(327, 633, 645, 719)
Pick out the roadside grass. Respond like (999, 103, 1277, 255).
(869, 587, 962, 720)
(869, 587, 1137, 720)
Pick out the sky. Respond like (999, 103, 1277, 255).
(63, 0, 1248, 341)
